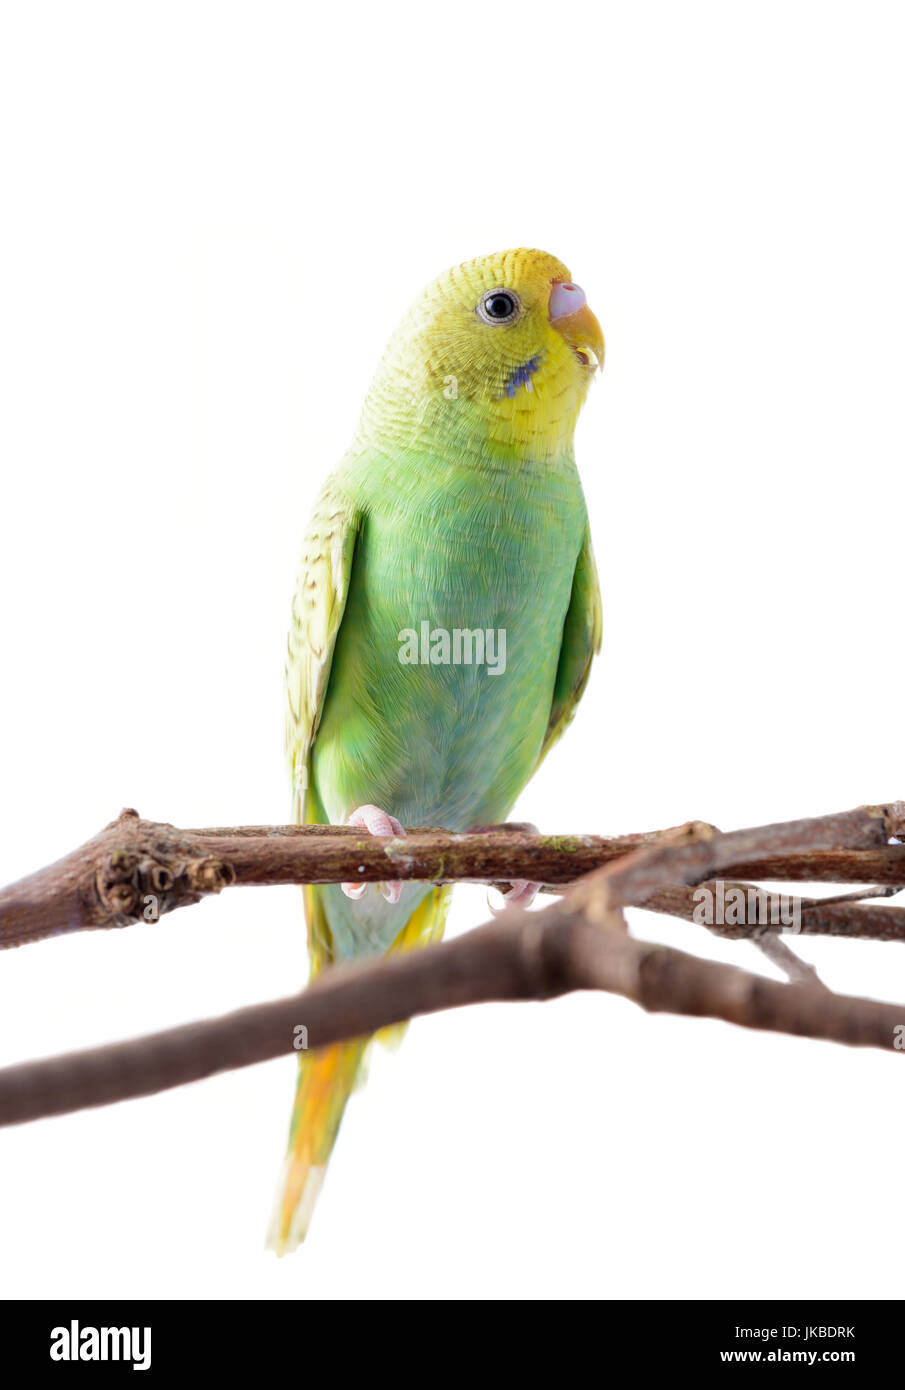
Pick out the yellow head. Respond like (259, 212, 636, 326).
(358, 248, 604, 462)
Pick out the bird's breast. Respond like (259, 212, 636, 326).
(313, 461, 586, 830)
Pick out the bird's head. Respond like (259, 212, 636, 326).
(358, 248, 604, 462)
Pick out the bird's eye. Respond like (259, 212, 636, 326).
(477, 288, 520, 325)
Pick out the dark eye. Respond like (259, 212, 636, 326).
(477, 288, 520, 325)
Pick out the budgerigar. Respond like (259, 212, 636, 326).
(270, 248, 604, 1251)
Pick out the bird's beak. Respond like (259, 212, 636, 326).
(548, 281, 604, 371)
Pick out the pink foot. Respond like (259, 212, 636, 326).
(342, 804, 406, 904)
(469, 821, 542, 913)
(502, 879, 540, 908)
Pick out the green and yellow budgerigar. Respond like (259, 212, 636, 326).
(269, 248, 604, 1252)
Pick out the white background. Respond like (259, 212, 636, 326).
(0, 1, 902, 1300)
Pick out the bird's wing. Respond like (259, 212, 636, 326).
(536, 524, 603, 770)
(285, 477, 362, 821)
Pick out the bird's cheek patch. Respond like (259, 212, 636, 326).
(501, 354, 542, 399)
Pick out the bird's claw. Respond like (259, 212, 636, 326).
(488, 878, 541, 914)
(469, 821, 542, 913)
(341, 804, 406, 903)
(503, 879, 541, 907)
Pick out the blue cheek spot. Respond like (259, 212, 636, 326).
(503, 354, 542, 399)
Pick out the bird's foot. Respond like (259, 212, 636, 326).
(468, 821, 542, 913)
(499, 879, 541, 909)
(341, 804, 406, 904)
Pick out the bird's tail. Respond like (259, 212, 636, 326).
(267, 881, 450, 1253)
(267, 1033, 368, 1254)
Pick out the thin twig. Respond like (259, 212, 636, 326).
(642, 882, 905, 941)
(753, 935, 828, 990)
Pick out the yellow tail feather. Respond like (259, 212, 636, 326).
(267, 882, 451, 1253)
(267, 1036, 368, 1254)
(374, 881, 451, 1051)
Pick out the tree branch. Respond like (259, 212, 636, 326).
(2, 805, 904, 950)
(644, 882, 905, 941)
(2, 802, 905, 1128)
(1, 885, 903, 1130)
